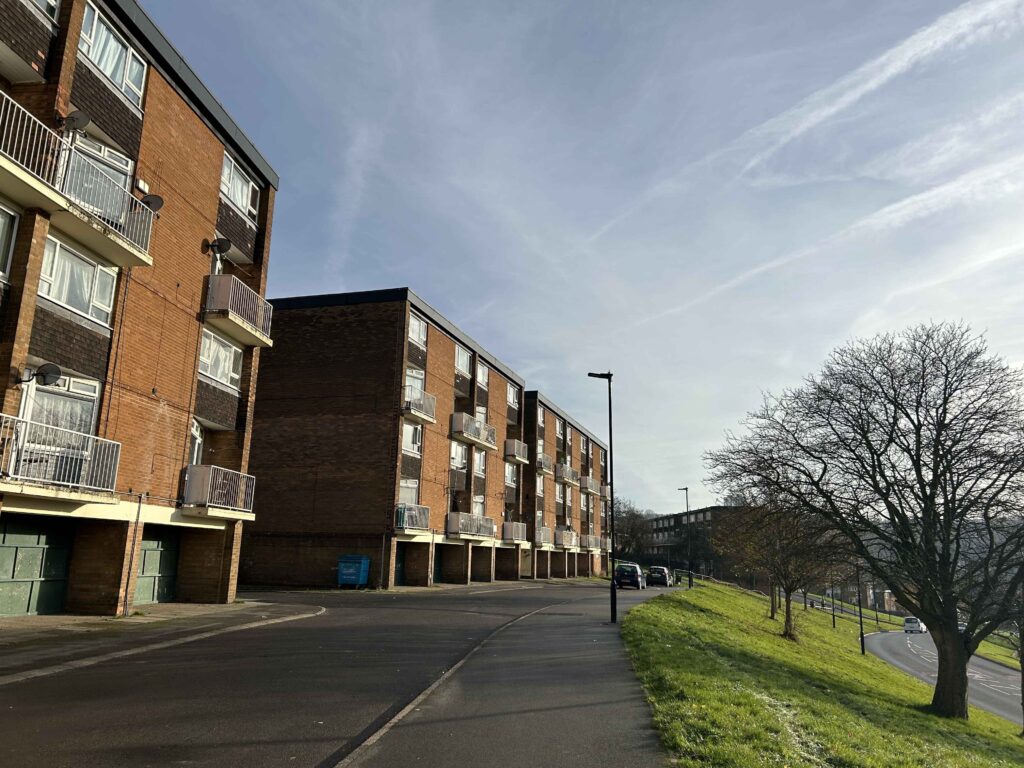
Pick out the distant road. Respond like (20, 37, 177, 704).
(866, 631, 1022, 725)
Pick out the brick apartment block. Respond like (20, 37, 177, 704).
(242, 289, 610, 589)
(0, 0, 277, 615)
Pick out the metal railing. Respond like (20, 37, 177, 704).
(536, 453, 554, 474)
(600, 484, 611, 499)
(555, 528, 579, 549)
(580, 476, 599, 495)
(0, 90, 155, 252)
(450, 411, 497, 449)
(504, 438, 528, 463)
(602, 537, 611, 551)
(555, 463, 580, 485)
(184, 464, 255, 513)
(580, 534, 602, 549)
(0, 414, 120, 493)
(446, 512, 496, 537)
(395, 503, 430, 530)
(535, 526, 552, 545)
(205, 274, 273, 338)
(503, 521, 527, 542)
(402, 385, 437, 421)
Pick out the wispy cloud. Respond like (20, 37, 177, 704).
(326, 123, 383, 285)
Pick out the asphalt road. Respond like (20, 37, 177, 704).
(866, 630, 1022, 725)
(0, 581, 666, 767)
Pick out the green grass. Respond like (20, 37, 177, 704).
(622, 582, 1024, 767)
(978, 635, 1021, 671)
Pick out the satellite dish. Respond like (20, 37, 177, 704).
(35, 363, 62, 387)
(141, 194, 164, 212)
(203, 237, 233, 255)
(63, 110, 91, 132)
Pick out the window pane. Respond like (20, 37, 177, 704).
(127, 54, 145, 91)
(52, 249, 94, 314)
(94, 269, 116, 309)
(405, 367, 424, 390)
(402, 421, 421, 455)
(31, 389, 96, 434)
(221, 154, 232, 191)
(536, 474, 544, 496)
(91, 19, 128, 86)
(0, 208, 15, 275)
(399, 480, 419, 505)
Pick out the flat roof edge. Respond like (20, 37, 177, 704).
(525, 390, 608, 451)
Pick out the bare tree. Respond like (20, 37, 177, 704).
(612, 497, 653, 561)
(713, 490, 841, 640)
(706, 323, 1024, 719)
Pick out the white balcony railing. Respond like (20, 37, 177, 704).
(502, 521, 528, 542)
(555, 463, 580, 486)
(402, 385, 437, 422)
(535, 526, 552, 546)
(450, 412, 497, 450)
(0, 414, 120, 493)
(0, 90, 156, 253)
(536, 453, 554, 475)
(580, 476, 600, 495)
(395, 503, 430, 530)
(205, 274, 272, 341)
(446, 512, 496, 537)
(184, 465, 255, 513)
(555, 528, 579, 549)
(504, 438, 528, 464)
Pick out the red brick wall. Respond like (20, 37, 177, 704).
(419, 320, 457, 532)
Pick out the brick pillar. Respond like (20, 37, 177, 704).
(495, 546, 520, 580)
(471, 543, 495, 582)
(177, 521, 242, 603)
(65, 519, 142, 615)
(440, 542, 471, 584)
(0, 211, 50, 415)
(11, 0, 86, 126)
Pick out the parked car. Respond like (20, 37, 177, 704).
(647, 566, 673, 587)
(614, 563, 646, 589)
(904, 616, 927, 634)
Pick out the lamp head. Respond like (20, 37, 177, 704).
(587, 371, 612, 380)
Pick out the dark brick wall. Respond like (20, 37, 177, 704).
(194, 378, 240, 430)
(28, 300, 111, 379)
(216, 199, 257, 263)
(70, 58, 142, 157)
(0, 0, 53, 79)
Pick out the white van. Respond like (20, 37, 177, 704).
(903, 617, 927, 634)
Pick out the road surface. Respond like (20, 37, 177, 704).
(866, 630, 1022, 725)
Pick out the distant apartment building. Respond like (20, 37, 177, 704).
(0, 0, 277, 615)
(648, 506, 727, 576)
(242, 289, 610, 588)
(521, 391, 609, 580)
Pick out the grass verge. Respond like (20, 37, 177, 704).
(622, 582, 1024, 767)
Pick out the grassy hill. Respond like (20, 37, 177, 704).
(622, 582, 1024, 767)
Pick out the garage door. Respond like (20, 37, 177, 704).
(0, 514, 72, 616)
(134, 526, 179, 605)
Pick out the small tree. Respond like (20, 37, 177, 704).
(612, 497, 653, 562)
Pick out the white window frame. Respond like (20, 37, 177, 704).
(567, 426, 573, 448)
(199, 327, 243, 390)
(472, 494, 485, 516)
(536, 474, 544, 497)
(450, 440, 468, 470)
(0, 202, 18, 280)
(39, 236, 118, 325)
(476, 362, 489, 389)
(504, 461, 517, 487)
(556, 419, 564, 438)
(455, 345, 472, 377)
(73, 134, 133, 191)
(189, 418, 205, 466)
(399, 478, 419, 505)
(79, 2, 147, 108)
(536, 438, 544, 457)
(506, 383, 519, 408)
(402, 420, 422, 456)
(580, 435, 589, 456)
(555, 483, 564, 503)
(408, 314, 427, 348)
(20, 373, 101, 435)
(220, 152, 260, 224)
(24, 0, 59, 23)
(405, 366, 425, 391)
(473, 449, 486, 477)
(537, 405, 544, 426)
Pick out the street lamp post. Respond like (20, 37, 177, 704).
(677, 486, 692, 588)
(588, 371, 615, 624)
(856, 564, 866, 655)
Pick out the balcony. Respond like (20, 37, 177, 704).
(536, 453, 554, 476)
(504, 439, 528, 465)
(580, 534, 602, 550)
(0, 90, 155, 267)
(182, 465, 255, 521)
(600, 484, 611, 500)
(602, 537, 611, 551)
(555, 463, 580, 487)
(0, 414, 120, 499)
(204, 274, 273, 347)
(580, 476, 600, 496)
(402, 385, 437, 424)
(555, 529, 579, 549)
(535, 526, 552, 546)
(502, 521, 528, 543)
(395, 503, 430, 531)
(446, 512, 496, 538)
(450, 412, 497, 450)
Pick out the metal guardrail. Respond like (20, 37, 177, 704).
(184, 464, 255, 513)
(602, 537, 611, 551)
(403, 385, 437, 421)
(536, 453, 554, 474)
(205, 274, 272, 338)
(395, 503, 430, 530)
(535, 526, 552, 545)
(450, 412, 497, 449)
(503, 521, 528, 541)
(600, 484, 611, 499)
(447, 511, 496, 537)
(580, 534, 602, 549)
(504, 438, 528, 463)
(0, 414, 120, 493)
(580, 476, 599, 495)
(555, 529, 579, 548)
(555, 463, 580, 485)
(0, 90, 155, 253)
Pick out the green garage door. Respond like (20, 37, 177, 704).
(0, 514, 73, 616)
(134, 526, 179, 605)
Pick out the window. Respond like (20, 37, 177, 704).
(0, 204, 17, 277)
(537, 405, 545, 426)
(405, 367, 425, 392)
(504, 462, 517, 487)
(79, 2, 146, 107)
(199, 328, 243, 389)
(581, 495, 590, 518)
(473, 449, 486, 477)
(65, 136, 133, 221)
(566, 488, 573, 511)
(566, 426, 573, 448)
(221, 153, 260, 223)
(188, 419, 205, 465)
(39, 238, 117, 324)
(29, 0, 59, 22)
(556, 419, 564, 438)
(26, 374, 100, 435)
(506, 383, 519, 408)
(474, 405, 487, 423)
(555, 483, 564, 503)
(408, 314, 427, 347)
(536, 438, 544, 457)
(450, 440, 469, 470)
(580, 435, 589, 456)
(472, 495, 485, 516)
(476, 363, 488, 389)
(536, 473, 544, 497)
(73, 135, 132, 189)
(455, 345, 472, 376)
(399, 478, 419, 505)
(402, 420, 422, 455)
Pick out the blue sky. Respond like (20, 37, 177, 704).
(144, 0, 1024, 512)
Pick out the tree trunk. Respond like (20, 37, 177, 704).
(769, 577, 777, 620)
(931, 628, 970, 719)
(783, 589, 796, 640)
